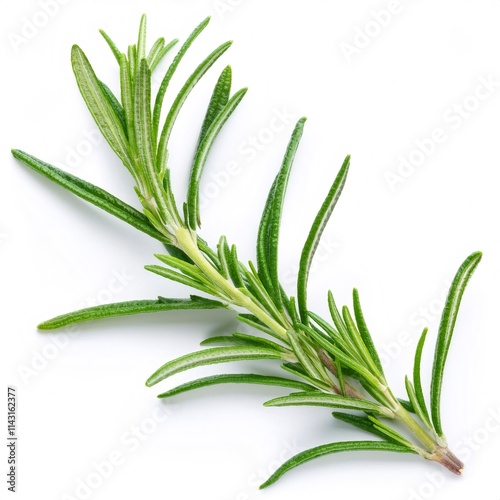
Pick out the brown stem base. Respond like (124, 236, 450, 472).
(429, 447, 464, 475)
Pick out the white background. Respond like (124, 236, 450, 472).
(1, 1, 499, 499)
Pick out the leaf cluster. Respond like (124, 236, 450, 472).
(12, 16, 481, 487)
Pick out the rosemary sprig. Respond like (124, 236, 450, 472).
(12, 16, 481, 487)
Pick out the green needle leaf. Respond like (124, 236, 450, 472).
(197, 65, 232, 147)
(352, 289, 385, 377)
(186, 87, 247, 228)
(297, 155, 349, 324)
(137, 14, 147, 61)
(71, 45, 135, 176)
(283, 293, 300, 326)
(216, 236, 230, 279)
(430, 251, 482, 437)
(413, 327, 431, 425)
(99, 29, 121, 63)
(405, 376, 432, 431)
(135, 59, 170, 221)
(157, 373, 315, 398)
(268, 118, 306, 310)
(156, 41, 232, 174)
(342, 305, 381, 377)
(38, 296, 225, 330)
(146, 346, 284, 386)
(99, 80, 127, 134)
(226, 245, 245, 289)
(128, 44, 137, 79)
(153, 17, 210, 139)
(146, 37, 165, 67)
(150, 38, 179, 72)
(119, 53, 136, 145)
(257, 118, 306, 310)
(260, 441, 414, 488)
(264, 391, 393, 417)
(11, 150, 171, 243)
(256, 175, 279, 295)
(327, 292, 362, 362)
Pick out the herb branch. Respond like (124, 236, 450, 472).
(12, 15, 481, 487)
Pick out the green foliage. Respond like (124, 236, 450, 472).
(297, 155, 350, 325)
(146, 346, 285, 387)
(430, 251, 482, 438)
(260, 441, 416, 489)
(38, 297, 225, 330)
(256, 118, 306, 311)
(11, 150, 171, 243)
(13, 15, 482, 488)
(264, 392, 394, 417)
(157, 374, 316, 399)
